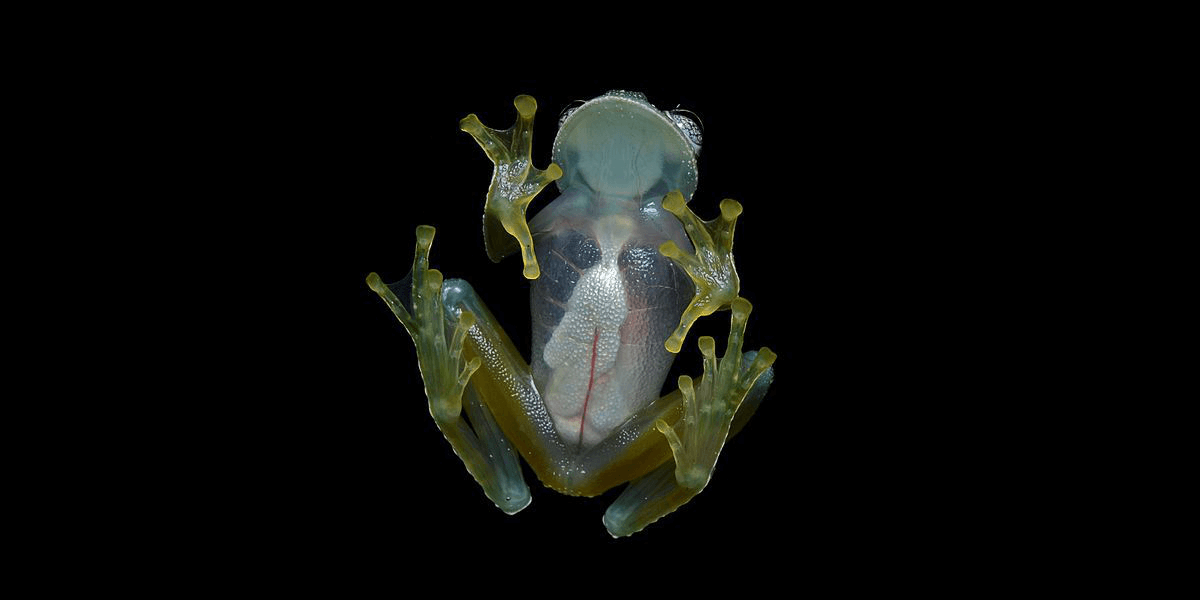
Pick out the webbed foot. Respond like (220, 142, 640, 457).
(658, 191, 743, 353)
(603, 298, 775, 537)
(654, 298, 776, 490)
(367, 226, 530, 514)
(367, 225, 480, 422)
(460, 95, 562, 279)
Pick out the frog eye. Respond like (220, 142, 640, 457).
(558, 99, 587, 129)
(667, 108, 703, 153)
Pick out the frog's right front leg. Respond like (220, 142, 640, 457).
(459, 94, 562, 280)
(367, 226, 533, 514)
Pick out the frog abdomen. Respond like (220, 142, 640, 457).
(530, 220, 692, 450)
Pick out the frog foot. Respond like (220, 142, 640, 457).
(460, 95, 563, 280)
(366, 225, 481, 423)
(654, 298, 776, 490)
(658, 190, 743, 353)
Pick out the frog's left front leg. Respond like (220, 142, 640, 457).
(459, 95, 562, 279)
(602, 299, 776, 537)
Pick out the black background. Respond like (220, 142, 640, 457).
(209, 51, 1026, 579)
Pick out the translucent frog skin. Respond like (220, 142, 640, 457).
(367, 91, 776, 537)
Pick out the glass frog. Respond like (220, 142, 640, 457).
(367, 91, 776, 537)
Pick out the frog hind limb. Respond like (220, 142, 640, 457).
(654, 298, 776, 491)
(603, 298, 775, 537)
(367, 226, 531, 515)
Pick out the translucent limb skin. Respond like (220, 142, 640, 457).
(460, 95, 563, 280)
(603, 301, 775, 537)
(658, 190, 744, 353)
(366, 226, 530, 514)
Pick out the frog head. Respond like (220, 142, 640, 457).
(552, 90, 702, 204)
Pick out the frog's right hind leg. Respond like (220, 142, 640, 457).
(602, 299, 776, 537)
(439, 276, 577, 492)
(367, 226, 530, 514)
(601, 353, 774, 537)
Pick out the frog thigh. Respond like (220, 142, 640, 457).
(440, 278, 575, 491)
(558, 388, 683, 497)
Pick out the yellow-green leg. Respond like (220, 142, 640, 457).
(658, 190, 744, 353)
(603, 299, 776, 537)
(367, 226, 530, 514)
(459, 95, 562, 280)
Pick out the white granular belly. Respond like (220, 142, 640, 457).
(541, 234, 628, 448)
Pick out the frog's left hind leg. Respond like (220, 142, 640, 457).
(602, 299, 776, 537)
(367, 226, 530, 514)
(460, 95, 562, 279)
